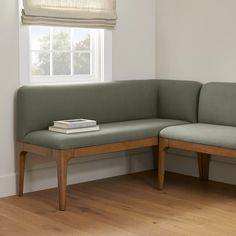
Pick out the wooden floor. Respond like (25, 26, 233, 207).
(0, 171, 236, 236)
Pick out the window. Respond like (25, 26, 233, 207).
(19, 0, 113, 85)
(19, 25, 112, 85)
(30, 26, 102, 83)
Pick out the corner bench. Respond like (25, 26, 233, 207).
(16, 80, 201, 210)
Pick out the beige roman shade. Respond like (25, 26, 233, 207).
(22, 0, 117, 29)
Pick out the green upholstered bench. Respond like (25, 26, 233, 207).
(16, 79, 201, 210)
(158, 82, 236, 190)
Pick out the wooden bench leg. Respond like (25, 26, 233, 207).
(158, 138, 169, 190)
(17, 143, 27, 197)
(197, 153, 210, 181)
(55, 152, 69, 211)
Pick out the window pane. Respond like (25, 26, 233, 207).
(32, 52, 50, 76)
(74, 53, 90, 75)
(29, 26, 99, 81)
(73, 29, 90, 50)
(31, 26, 50, 51)
(53, 28, 70, 51)
(53, 52, 71, 75)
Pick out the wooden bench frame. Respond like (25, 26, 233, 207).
(158, 137, 236, 189)
(17, 137, 159, 211)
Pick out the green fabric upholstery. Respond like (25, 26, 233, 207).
(160, 123, 236, 149)
(16, 80, 159, 141)
(199, 82, 236, 126)
(24, 119, 188, 150)
(16, 79, 202, 149)
(157, 80, 202, 123)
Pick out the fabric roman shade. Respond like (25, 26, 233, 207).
(22, 0, 117, 29)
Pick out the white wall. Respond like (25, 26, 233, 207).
(113, 0, 156, 80)
(0, 0, 156, 197)
(0, 0, 19, 196)
(157, 0, 236, 82)
(157, 0, 236, 184)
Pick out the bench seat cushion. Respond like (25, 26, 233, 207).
(160, 123, 236, 149)
(23, 119, 188, 150)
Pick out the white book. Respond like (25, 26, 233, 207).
(54, 119, 97, 129)
(49, 125, 100, 134)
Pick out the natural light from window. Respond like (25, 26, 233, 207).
(29, 26, 102, 83)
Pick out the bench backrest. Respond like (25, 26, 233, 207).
(16, 80, 158, 141)
(199, 82, 236, 126)
(16, 79, 202, 141)
(157, 80, 202, 123)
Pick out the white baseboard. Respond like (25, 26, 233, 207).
(1, 148, 236, 198)
(166, 149, 236, 185)
(0, 148, 154, 198)
(0, 174, 17, 197)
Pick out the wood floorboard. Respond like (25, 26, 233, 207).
(0, 171, 236, 236)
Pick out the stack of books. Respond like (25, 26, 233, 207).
(48, 119, 99, 134)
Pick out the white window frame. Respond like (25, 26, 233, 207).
(18, 4, 112, 85)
